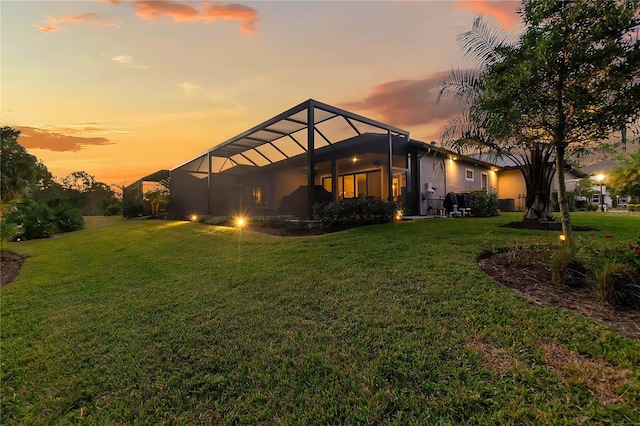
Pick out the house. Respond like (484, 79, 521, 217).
(166, 99, 512, 220)
(131, 99, 604, 220)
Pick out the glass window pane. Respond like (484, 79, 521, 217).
(343, 175, 355, 199)
(356, 173, 367, 197)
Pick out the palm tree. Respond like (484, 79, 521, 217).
(438, 17, 557, 221)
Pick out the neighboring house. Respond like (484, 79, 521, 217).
(579, 159, 628, 208)
(130, 99, 620, 219)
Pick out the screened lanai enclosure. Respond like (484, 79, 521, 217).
(170, 99, 416, 219)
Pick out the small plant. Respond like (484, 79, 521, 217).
(551, 245, 587, 287)
(593, 262, 640, 308)
(47, 199, 84, 232)
(122, 199, 145, 218)
(579, 232, 640, 308)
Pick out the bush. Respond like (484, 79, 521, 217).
(628, 204, 640, 212)
(551, 190, 577, 212)
(200, 216, 231, 226)
(104, 202, 121, 216)
(0, 215, 18, 243)
(5, 200, 57, 240)
(313, 198, 397, 229)
(122, 199, 145, 218)
(467, 190, 499, 217)
(47, 199, 84, 232)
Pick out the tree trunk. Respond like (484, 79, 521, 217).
(555, 144, 574, 246)
(522, 146, 555, 221)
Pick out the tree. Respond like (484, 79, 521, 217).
(478, 0, 640, 245)
(609, 146, 640, 200)
(439, 17, 557, 221)
(145, 189, 169, 216)
(1, 126, 52, 204)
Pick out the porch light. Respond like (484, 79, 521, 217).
(352, 156, 358, 164)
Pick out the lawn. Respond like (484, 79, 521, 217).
(1, 213, 639, 424)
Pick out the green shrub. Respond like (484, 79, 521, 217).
(104, 202, 122, 216)
(467, 190, 499, 217)
(200, 216, 231, 226)
(313, 198, 397, 229)
(122, 199, 145, 218)
(47, 199, 84, 232)
(0, 215, 18, 243)
(628, 204, 640, 212)
(551, 190, 577, 212)
(5, 200, 57, 240)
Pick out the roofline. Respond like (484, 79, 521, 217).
(171, 99, 410, 171)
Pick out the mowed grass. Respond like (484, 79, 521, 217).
(1, 213, 639, 424)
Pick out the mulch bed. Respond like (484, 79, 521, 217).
(1, 251, 25, 288)
(478, 248, 640, 340)
(502, 221, 597, 232)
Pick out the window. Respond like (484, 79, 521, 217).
(465, 168, 475, 181)
(251, 184, 268, 206)
(337, 173, 369, 199)
(481, 172, 488, 190)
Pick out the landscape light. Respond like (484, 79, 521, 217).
(559, 234, 566, 242)
(236, 217, 246, 228)
(190, 214, 198, 222)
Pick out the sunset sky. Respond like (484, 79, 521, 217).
(2, 0, 523, 186)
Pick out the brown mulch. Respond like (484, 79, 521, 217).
(502, 220, 597, 232)
(478, 248, 640, 340)
(1, 251, 25, 288)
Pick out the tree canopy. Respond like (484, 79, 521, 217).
(477, 0, 640, 244)
(1, 126, 52, 204)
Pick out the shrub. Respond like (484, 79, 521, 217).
(628, 204, 640, 212)
(122, 199, 145, 218)
(551, 190, 577, 212)
(47, 199, 84, 232)
(104, 202, 122, 216)
(467, 190, 499, 217)
(313, 198, 397, 229)
(200, 216, 231, 226)
(5, 200, 57, 240)
(0, 215, 18, 243)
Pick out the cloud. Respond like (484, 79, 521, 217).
(15, 126, 115, 152)
(112, 55, 148, 68)
(130, 1, 259, 34)
(178, 81, 202, 94)
(454, 0, 521, 29)
(340, 72, 463, 127)
(35, 12, 118, 33)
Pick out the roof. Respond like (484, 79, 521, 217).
(172, 99, 410, 174)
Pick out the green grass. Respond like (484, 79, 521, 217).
(2, 213, 639, 424)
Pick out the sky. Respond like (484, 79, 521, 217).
(1, 0, 523, 187)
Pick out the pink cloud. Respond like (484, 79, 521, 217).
(454, 0, 521, 29)
(131, 1, 258, 34)
(35, 12, 118, 33)
(15, 126, 114, 152)
(341, 72, 463, 127)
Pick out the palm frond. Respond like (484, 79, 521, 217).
(457, 16, 510, 67)
(437, 68, 484, 104)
